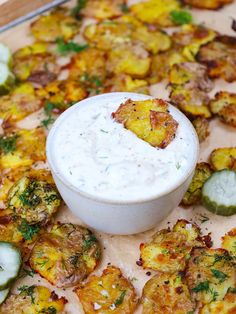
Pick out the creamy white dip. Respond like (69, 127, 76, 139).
(50, 94, 198, 202)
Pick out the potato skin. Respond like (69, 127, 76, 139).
(80, 0, 125, 20)
(0, 285, 67, 313)
(30, 223, 101, 287)
(183, 0, 232, 10)
(199, 292, 236, 314)
(181, 162, 213, 206)
(142, 273, 195, 314)
(186, 247, 236, 306)
(192, 118, 210, 142)
(210, 147, 236, 171)
(222, 228, 236, 258)
(140, 219, 207, 273)
(76, 265, 138, 314)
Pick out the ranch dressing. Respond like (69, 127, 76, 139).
(51, 94, 197, 202)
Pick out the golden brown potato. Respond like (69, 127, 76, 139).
(13, 43, 59, 83)
(107, 44, 151, 78)
(142, 273, 195, 314)
(0, 83, 42, 125)
(209, 91, 236, 127)
(76, 265, 138, 314)
(104, 74, 149, 94)
(186, 247, 236, 306)
(210, 147, 236, 171)
(0, 127, 46, 171)
(112, 98, 178, 148)
(197, 36, 236, 82)
(183, 0, 232, 10)
(80, 0, 125, 20)
(30, 223, 101, 287)
(0, 285, 67, 313)
(222, 228, 236, 258)
(192, 117, 210, 142)
(30, 8, 80, 42)
(37, 80, 88, 111)
(181, 162, 213, 206)
(8, 176, 61, 225)
(130, 0, 181, 27)
(140, 219, 207, 273)
(172, 24, 217, 61)
(199, 292, 236, 314)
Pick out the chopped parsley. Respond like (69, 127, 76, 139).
(199, 214, 209, 223)
(69, 253, 80, 267)
(120, 3, 129, 13)
(83, 234, 97, 250)
(18, 220, 40, 241)
(0, 134, 18, 154)
(39, 307, 57, 314)
(114, 290, 126, 306)
(228, 287, 236, 293)
(18, 285, 36, 304)
(20, 267, 36, 278)
(56, 37, 88, 55)
(72, 0, 87, 16)
(170, 10, 193, 25)
(192, 280, 209, 293)
(211, 253, 232, 266)
(41, 102, 56, 129)
(211, 269, 228, 283)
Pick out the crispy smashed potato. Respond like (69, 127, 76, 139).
(76, 265, 138, 314)
(0, 127, 46, 170)
(200, 292, 236, 314)
(183, 0, 233, 10)
(130, 0, 181, 27)
(192, 117, 210, 142)
(107, 44, 151, 78)
(30, 223, 101, 287)
(173, 24, 216, 61)
(197, 36, 236, 82)
(186, 247, 236, 306)
(142, 273, 195, 314)
(112, 98, 178, 148)
(8, 176, 61, 225)
(222, 228, 236, 258)
(140, 219, 206, 273)
(37, 80, 88, 111)
(0, 83, 42, 125)
(81, 0, 125, 20)
(105, 74, 149, 94)
(181, 162, 213, 206)
(0, 285, 67, 313)
(169, 62, 213, 118)
(209, 91, 236, 127)
(210, 147, 236, 171)
(30, 8, 80, 42)
(13, 43, 59, 83)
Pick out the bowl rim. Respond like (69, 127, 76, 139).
(46, 92, 199, 205)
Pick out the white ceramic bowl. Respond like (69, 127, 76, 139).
(46, 93, 199, 235)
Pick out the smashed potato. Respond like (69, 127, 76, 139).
(209, 91, 236, 127)
(0, 285, 67, 313)
(76, 265, 138, 314)
(8, 176, 61, 225)
(173, 24, 216, 61)
(105, 74, 149, 94)
(81, 0, 125, 20)
(0, 83, 42, 125)
(210, 147, 236, 171)
(112, 98, 178, 148)
(186, 247, 236, 306)
(183, 0, 233, 10)
(0, 127, 46, 170)
(192, 117, 210, 142)
(30, 223, 101, 287)
(139, 219, 206, 273)
(197, 36, 236, 82)
(130, 0, 181, 27)
(142, 273, 195, 314)
(222, 228, 236, 258)
(200, 292, 236, 314)
(107, 44, 151, 78)
(181, 162, 213, 206)
(30, 8, 80, 42)
(37, 80, 88, 111)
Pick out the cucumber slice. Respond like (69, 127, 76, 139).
(0, 62, 15, 95)
(0, 242, 22, 290)
(0, 43, 12, 66)
(202, 170, 236, 216)
(0, 288, 9, 304)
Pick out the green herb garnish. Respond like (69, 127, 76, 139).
(0, 134, 18, 154)
(18, 220, 40, 241)
(114, 290, 126, 306)
(69, 253, 80, 266)
(211, 269, 228, 283)
(170, 10, 193, 25)
(41, 101, 56, 129)
(199, 214, 209, 223)
(228, 287, 236, 293)
(18, 285, 36, 304)
(39, 307, 57, 314)
(83, 234, 97, 250)
(56, 37, 88, 55)
(120, 4, 129, 13)
(72, 0, 87, 16)
(21, 267, 36, 278)
(192, 280, 209, 293)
